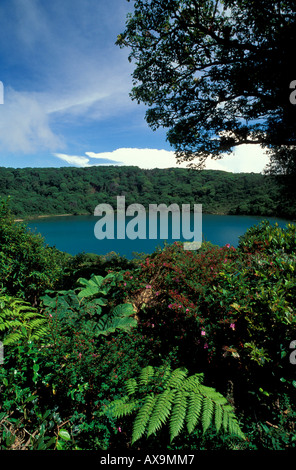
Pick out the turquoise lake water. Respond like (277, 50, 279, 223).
(26, 213, 294, 259)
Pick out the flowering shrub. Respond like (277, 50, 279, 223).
(117, 222, 296, 448)
(238, 220, 296, 255)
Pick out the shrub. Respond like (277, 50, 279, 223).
(238, 220, 296, 255)
(0, 198, 67, 303)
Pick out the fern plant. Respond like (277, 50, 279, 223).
(0, 295, 49, 345)
(41, 272, 137, 338)
(107, 365, 245, 444)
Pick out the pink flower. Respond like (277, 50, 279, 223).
(226, 243, 230, 248)
(201, 330, 206, 336)
(185, 308, 190, 312)
(124, 282, 127, 286)
(230, 323, 236, 330)
(118, 427, 122, 433)
(204, 343, 208, 349)
(168, 304, 173, 309)
(146, 285, 151, 289)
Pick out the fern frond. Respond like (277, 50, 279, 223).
(202, 396, 214, 434)
(109, 398, 138, 418)
(107, 365, 246, 445)
(0, 294, 49, 345)
(186, 390, 203, 434)
(181, 373, 203, 392)
(228, 414, 246, 440)
(0, 320, 21, 331)
(132, 394, 157, 444)
(165, 367, 188, 389)
(223, 407, 230, 433)
(159, 364, 172, 382)
(3, 331, 22, 346)
(214, 404, 223, 433)
(146, 389, 175, 438)
(169, 390, 187, 442)
(199, 384, 220, 399)
(139, 366, 154, 385)
(125, 378, 138, 396)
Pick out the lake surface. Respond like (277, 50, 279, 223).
(26, 213, 294, 259)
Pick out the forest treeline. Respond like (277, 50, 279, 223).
(0, 165, 294, 219)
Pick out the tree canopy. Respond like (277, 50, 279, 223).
(117, 0, 296, 174)
(0, 165, 293, 219)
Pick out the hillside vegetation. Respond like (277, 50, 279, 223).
(0, 166, 294, 219)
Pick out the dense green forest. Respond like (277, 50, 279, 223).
(0, 198, 296, 451)
(0, 166, 294, 219)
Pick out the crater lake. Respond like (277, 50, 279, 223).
(25, 213, 295, 259)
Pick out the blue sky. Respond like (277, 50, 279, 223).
(0, 0, 270, 172)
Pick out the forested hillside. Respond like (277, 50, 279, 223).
(0, 166, 294, 219)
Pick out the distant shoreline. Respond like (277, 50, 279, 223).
(14, 210, 240, 222)
(14, 211, 296, 223)
(14, 213, 78, 222)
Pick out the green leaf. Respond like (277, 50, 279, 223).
(111, 303, 135, 317)
(77, 275, 106, 299)
(58, 429, 71, 441)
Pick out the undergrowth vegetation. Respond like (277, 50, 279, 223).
(0, 199, 296, 450)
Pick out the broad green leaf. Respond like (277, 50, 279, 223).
(111, 303, 135, 317)
(58, 429, 71, 441)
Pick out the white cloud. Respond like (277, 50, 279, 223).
(55, 148, 183, 169)
(0, 88, 64, 153)
(54, 145, 270, 173)
(54, 153, 91, 167)
(204, 144, 270, 173)
(85, 148, 188, 169)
